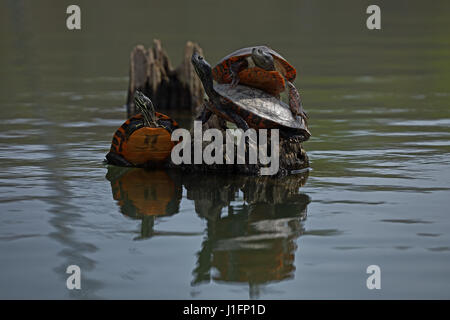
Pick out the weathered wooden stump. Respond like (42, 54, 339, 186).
(126, 39, 204, 117)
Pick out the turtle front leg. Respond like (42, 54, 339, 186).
(229, 58, 248, 88)
(106, 152, 134, 167)
(212, 99, 250, 131)
(201, 109, 212, 124)
(196, 104, 213, 124)
(227, 111, 250, 131)
(286, 81, 308, 123)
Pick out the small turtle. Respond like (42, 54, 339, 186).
(106, 91, 179, 167)
(212, 46, 307, 122)
(212, 46, 296, 85)
(251, 47, 308, 122)
(192, 52, 310, 141)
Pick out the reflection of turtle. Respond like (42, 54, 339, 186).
(106, 91, 179, 167)
(192, 52, 310, 141)
(212, 46, 307, 122)
(106, 167, 182, 218)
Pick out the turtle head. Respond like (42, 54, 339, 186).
(134, 90, 157, 126)
(191, 52, 213, 91)
(134, 90, 152, 109)
(251, 47, 275, 71)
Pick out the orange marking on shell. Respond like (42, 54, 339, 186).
(238, 67, 286, 96)
(110, 112, 177, 166)
(213, 62, 232, 84)
(121, 128, 174, 165)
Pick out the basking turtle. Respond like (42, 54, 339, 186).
(212, 46, 307, 122)
(251, 47, 308, 122)
(192, 52, 310, 141)
(106, 91, 179, 167)
(212, 45, 296, 85)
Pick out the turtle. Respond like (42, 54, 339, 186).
(212, 45, 296, 86)
(106, 91, 179, 167)
(212, 46, 308, 122)
(251, 47, 308, 122)
(191, 52, 310, 141)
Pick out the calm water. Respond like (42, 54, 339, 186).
(1, 0, 449, 299)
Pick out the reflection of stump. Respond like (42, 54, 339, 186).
(182, 172, 310, 220)
(187, 172, 311, 293)
(126, 39, 204, 117)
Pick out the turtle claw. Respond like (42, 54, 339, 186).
(302, 110, 309, 119)
(299, 113, 308, 126)
(230, 75, 240, 88)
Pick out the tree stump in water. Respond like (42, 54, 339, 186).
(126, 39, 204, 117)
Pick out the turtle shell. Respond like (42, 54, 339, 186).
(212, 46, 297, 83)
(214, 83, 310, 139)
(237, 67, 286, 96)
(109, 112, 179, 166)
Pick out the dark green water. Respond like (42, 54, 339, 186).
(0, 0, 449, 299)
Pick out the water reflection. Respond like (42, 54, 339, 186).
(106, 167, 310, 298)
(106, 167, 183, 239)
(1, 0, 449, 299)
(185, 173, 310, 298)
